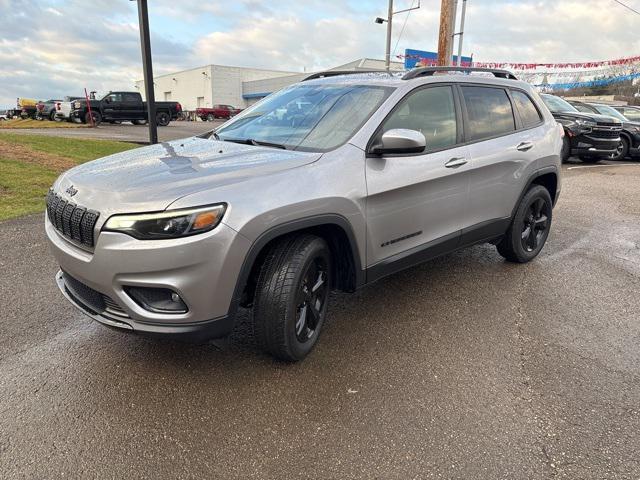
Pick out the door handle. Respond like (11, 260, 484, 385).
(516, 142, 534, 152)
(445, 157, 468, 168)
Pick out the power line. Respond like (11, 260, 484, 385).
(612, 0, 640, 16)
(392, 0, 416, 57)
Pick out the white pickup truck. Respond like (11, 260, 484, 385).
(54, 96, 83, 122)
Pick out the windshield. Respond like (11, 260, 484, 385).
(214, 83, 393, 152)
(541, 95, 579, 114)
(592, 105, 628, 122)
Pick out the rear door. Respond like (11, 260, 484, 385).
(365, 84, 471, 270)
(122, 92, 144, 120)
(461, 85, 543, 240)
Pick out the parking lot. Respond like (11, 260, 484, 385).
(0, 121, 218, 143)
(1, 159, 639, 478)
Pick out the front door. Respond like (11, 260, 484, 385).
(365, 85, 471, 272)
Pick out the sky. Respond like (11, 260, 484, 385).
(1, 0, 640, 107)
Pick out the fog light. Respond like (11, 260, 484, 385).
(125, 287, 188, 314)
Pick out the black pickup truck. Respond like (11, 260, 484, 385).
(70, 91, 182, 126)
(540, 94, 622, 163)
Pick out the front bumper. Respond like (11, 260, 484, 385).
(570, 135, 620, 157)
(46, 214, 251, 339)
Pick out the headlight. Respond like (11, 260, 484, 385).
(575, 119, 597, 128)
(74, 101, 81, 109)
(103, 204, 226, 240)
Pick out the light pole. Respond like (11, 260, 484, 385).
(455, 0, 468, 66)
(376, 0, 421, 71)
(132, 0, 158, 144)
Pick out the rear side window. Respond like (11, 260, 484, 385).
(123, 93, 139, 102)
(461, 86, 515, 141)
(382, 86, 457, 151)
(511, 91, 542, 128)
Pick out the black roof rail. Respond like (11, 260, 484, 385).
(402, 66, 518, 81)
(302, 70, 394, 81)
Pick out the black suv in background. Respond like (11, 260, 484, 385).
(540, 94, 622, 163)
(568, 101, 640, 160)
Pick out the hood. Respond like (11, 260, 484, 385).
(552, 110, 622, 125)
(54, 137, 322, 216)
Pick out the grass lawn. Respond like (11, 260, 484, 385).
(0, 118, 87, 129)
(0, 133, 137, 221)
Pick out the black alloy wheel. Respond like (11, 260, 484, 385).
(156, 111, 171, 126)
(294, 256, 329, 343)
(520, 198, 550, 253)
(497, 185, 553, 263)
(253, 235, 332, 362)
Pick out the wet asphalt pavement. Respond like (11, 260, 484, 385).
(1, 160, 639, 479)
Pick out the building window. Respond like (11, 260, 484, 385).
(197, 96, 205, 108)
(164, 91, 171, 101)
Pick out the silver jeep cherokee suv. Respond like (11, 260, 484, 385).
(46, 67, 562, 361)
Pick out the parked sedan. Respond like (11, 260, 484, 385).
(568, 101, 640, 160)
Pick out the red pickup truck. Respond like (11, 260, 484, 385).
(196, 104, 243, 121)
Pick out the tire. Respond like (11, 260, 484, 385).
(207, 114, 215, 122)
(84, 111, 101, 126)
(253, 235, 332, 362)
(610, 137, 629, 161)
(560, 135, 571, 163)
(156, 111, 171, 126)
(49, 111, 56, 121)
(497, 185, 553, 263)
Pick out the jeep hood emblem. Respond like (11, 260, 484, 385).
(65, 185, 78, 197)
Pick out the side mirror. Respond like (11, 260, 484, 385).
(371, 129, 426, 155)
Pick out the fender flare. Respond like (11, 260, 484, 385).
(510, 166, 560, 220)
(227, 214, 364, 318)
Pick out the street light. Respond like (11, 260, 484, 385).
(375, 0, 421, 71)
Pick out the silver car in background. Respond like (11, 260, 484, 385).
(46, 67, 562, 361)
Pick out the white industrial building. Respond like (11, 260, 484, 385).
(135, 58, 404, 112)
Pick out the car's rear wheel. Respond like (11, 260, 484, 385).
(610, 138, 629, 161)
(156, 111, 171, 126)
(207, 114, 215, 122)
(253, 235, 332, 362)
(497, 185, 553, 263)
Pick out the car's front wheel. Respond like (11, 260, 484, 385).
(497, 185, 553, 263)
(560, 135, 571, 163)
(610, 138, 629, 161)
(253, 235, 332, 362)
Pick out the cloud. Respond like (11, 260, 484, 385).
(0, 0, 638, 108)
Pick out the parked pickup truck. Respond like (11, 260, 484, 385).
(70, 91, 182, 126)
(37, 99, 63, 121)
(54, 96, 84, 122)
(196, 104, 243, 121)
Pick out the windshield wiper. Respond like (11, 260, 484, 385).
(222, 137, 288, 150)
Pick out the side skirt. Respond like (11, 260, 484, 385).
(365, 217, 510, 285)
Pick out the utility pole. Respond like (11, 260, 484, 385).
(134, 0, 158, 144)
(437, 0, 456, 66)
(377, 1, 421, 71)
(385, 0, 394, 70)
(456, 0, 468, 66)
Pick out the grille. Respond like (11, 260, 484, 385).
(62, 272, 130, 319)
(46, 190, 99, 247)
(591, 129, 621, 139)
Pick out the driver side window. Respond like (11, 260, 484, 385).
(381, 86, 457, 152)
